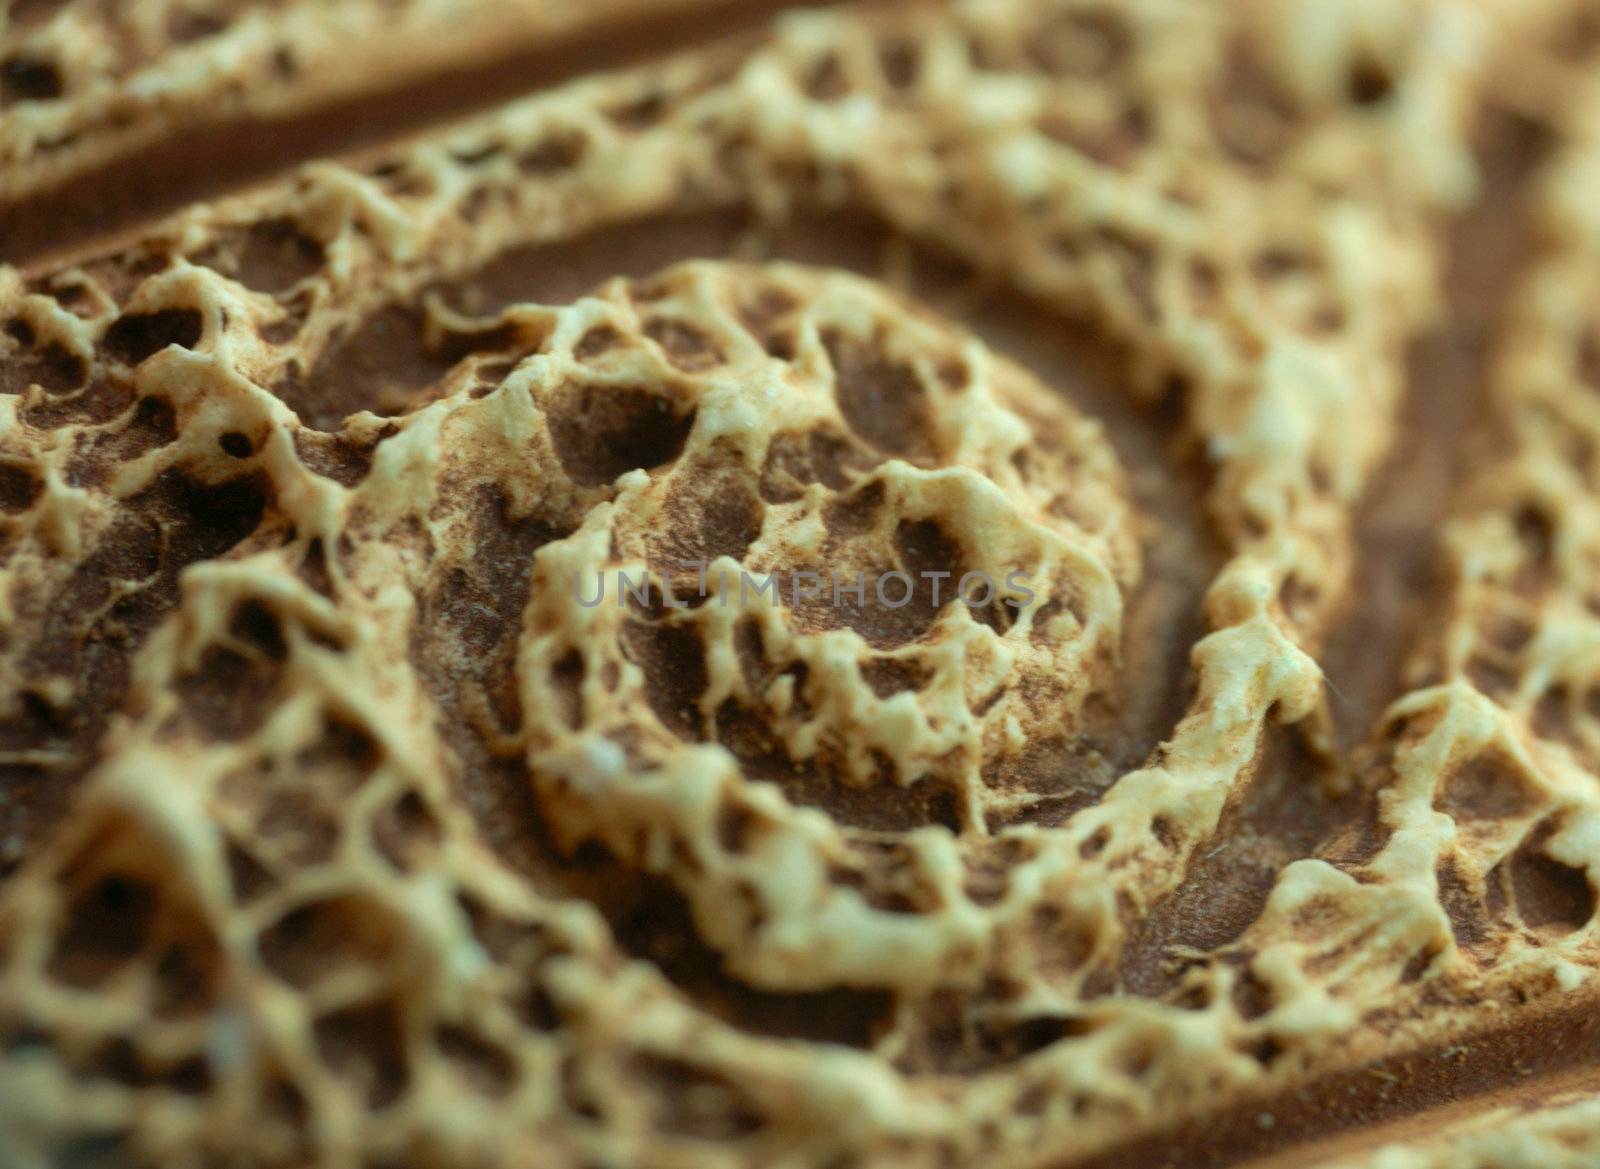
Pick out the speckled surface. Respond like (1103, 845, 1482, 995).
(0, 0, 712, 207)
(2, 2, 1600, 1167)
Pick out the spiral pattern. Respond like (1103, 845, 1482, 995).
(5, 2, 1600, 1169)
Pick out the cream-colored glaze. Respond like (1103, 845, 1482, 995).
(2, 2, 1599, 1168)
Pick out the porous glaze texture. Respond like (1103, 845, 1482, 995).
(0, 0, 707, 204)
(2, 1, 1600, 1168)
